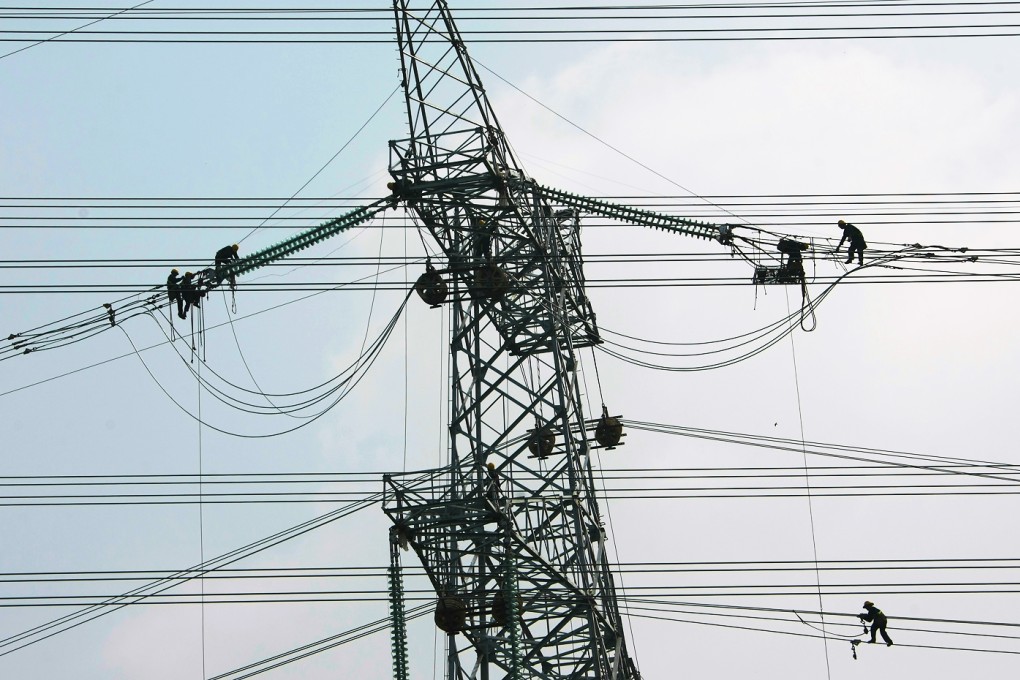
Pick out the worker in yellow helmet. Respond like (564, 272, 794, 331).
(214, 243, 240, 291)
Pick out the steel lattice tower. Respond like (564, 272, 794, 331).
(382, 2, 640, 678)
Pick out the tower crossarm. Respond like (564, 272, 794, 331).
(3, 197, 395, 353)
(220, 198, 391, 281)
(537, 183, 729, 242)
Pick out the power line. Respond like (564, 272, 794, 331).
(1, 462, 1014, 483)
(2, 249, 1017, 267)
(5, 1, 1020, 44)
(6, 270, 1020, 295)
(616, 602, 1020, 644)
(5, 557, 1020, 580)
(2, 32, 1017, 42)
(0, 494, 381, 657)
(621, 608, 1020, 656)
(4, 190, 1018, 198)
(0, 0, 154, 60)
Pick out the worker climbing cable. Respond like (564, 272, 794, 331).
(102, 303, 115, 328)
(859, 600, 894, 646)
(215, 243, 240, 291)
(837, 219, 867, 266)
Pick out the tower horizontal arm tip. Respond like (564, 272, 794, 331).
(536, 183, 732, 242)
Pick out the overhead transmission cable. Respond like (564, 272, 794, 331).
(118, 288, 412, 438)
(622, 420, 1020, 484)
(0, 0, 154, 60)
(7, 3, 1020, 43)
(7, 557, 1020, 582)
(2, 455, 1017, 508)
(0, 493, 381, 658)
(0, 261, 414, 397)
(207, 603, 432, 680)
(620, 607, 1020, 656)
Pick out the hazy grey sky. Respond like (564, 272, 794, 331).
(2, 3, 1019, 679)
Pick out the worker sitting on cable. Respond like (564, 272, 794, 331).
(776, 238, 809, 283)
(837, 220, 867, 266)
(166, 268, 184, 319)
(179, 271, 203, 319)
(859, 600, 893, 646)
(215, 243, 240, 291)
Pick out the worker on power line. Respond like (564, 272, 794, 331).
(166, 268, 184, 319)
(859, 600, 893, 646)
(102, 303, 116, 327)
(837, 220, 867, 266)
(776, 238, 809, 283)
(179, 271, 202, 319)
(215, 244, 240, 291)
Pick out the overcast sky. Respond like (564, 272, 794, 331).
(2, 2, 1019, 679)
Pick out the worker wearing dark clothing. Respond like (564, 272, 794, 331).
(837, 220, 867, 266)
(859, 601, 893, 646)
(778, 238, 808, 264)
(166, 269, 184, 319)
(777, 238, 809, 283)
(215, 244, 240, 291)
(179, 271, 202, 319)
(486, 462, 501, 503)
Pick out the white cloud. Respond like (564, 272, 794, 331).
(500, 42, 1020, 199)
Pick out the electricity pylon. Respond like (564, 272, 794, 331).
(382, 2, 640, 678)
(1, 4, 720, 676)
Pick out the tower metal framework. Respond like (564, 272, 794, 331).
(2, 2, 724, 676)
(2, 4, 987, 678)
(380, 2, 706, 678)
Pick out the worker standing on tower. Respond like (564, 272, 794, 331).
(215, 244, 240, 291)
(837, 220, 867, 266)
(486, 462, 502, 504)
(859, 600, 894, 646)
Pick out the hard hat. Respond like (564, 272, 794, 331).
(863, 600, 874, 607)
(838, 219, 847, 226)
(184, 271, 193, 277)
(171, 268, 179, 275)
(487, 462, 495, 470)
(232, 244, 239, 251)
